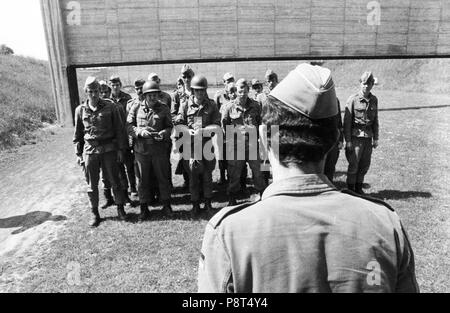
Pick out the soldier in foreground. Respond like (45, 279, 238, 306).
(73, 77, 128, 227)
(198, 63, 418, 293)
(344, 71, 379, 194)
(127, 81, 174, 220)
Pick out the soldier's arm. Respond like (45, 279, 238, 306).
(73, 105, 85, 157)
(372, 97, 379, 141)
(171, 92, 180, 119)
(112, 104, 128, 151)
(395, 224, 420, 292)
(343, 96, 354, 143)
(126, 102, 142, 139)
(160, 108, 174, 141)
(198, 224, 234, 293)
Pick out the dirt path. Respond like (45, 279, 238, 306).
(0, 125, 83, 286)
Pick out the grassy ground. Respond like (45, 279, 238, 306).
(0, 55, 55, 149)
(0, 89, 447, 293)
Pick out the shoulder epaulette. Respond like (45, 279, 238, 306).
(209, 201, 256, 229)
(341, 189, 395, 212)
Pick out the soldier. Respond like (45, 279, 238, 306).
(175, 75, 221, 217)
(221, 79, 267, 206)
(344, 71, 379, 194)
(324, 98, 344, 183)
(127, 81, 174, 220)
(255, 69, 278, 108)
(73, 77, 128, 227)
(250, 78, 263, 101)
(148, 72, 172, 107)
(172, 65, 195, 189)
(109, 75, 137, 202)
(214, 72, 235, 112)
(198, 63, 418, 293)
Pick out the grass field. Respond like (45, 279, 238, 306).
(1, 89, 447, 293)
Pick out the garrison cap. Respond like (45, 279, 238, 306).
(269, 63, 338, 119)
(134, 79, 145, 87)
(265, 69, 277, 79)
(84, 76, 100, 90)
(360, 71, 375, 84)
(181, 64, 195, 77)
(223, 72, 234, 81)
(98, 80, 111, 90)
(148, 72, 159, 81)
(251, 78, 262, 86)
(109, 75, 122, 84)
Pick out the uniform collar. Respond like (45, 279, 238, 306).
(83, 99, 106, 111)
(112, 91, 126, 102)
(358, 91, 373, 101)
(262, 174, 336, 200)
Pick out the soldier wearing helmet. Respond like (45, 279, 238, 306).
(175, 75, 221, 217)
(73, 77, 128, 227)
(148, 72, 172, 108)
(344, 71, 379, 194)
(127, 80, 174, 220)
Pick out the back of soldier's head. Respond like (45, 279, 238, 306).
(262, 63, 339, 166)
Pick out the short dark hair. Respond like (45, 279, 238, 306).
(262, 96, 338, 166)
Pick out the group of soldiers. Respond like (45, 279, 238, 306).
(73, 64, 379, 228)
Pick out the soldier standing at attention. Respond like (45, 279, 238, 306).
(127, 81, 174, 221)
(109, 75, 137, 203)
(221, 79, 267, 206)
(73, 77, 128, 227)
(175, 75, 221, 217)
(198, 63, 418, 293)
(344, 71, 379, 194)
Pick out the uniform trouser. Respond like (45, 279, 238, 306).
(227, 158, 267, 194)
(324, 142, 340, 183)
(183, 159, 215, 202)
(135, 147, 171, 204)
(346, 137, 373, 185)
(84, 151, 125, 208)
(118, 149, 136, 191)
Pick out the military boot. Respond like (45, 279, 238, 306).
(101, 189, 115, 209)
(191, 202, 201, 218)
(347, 184, 356, 192)
(89, 207, 101, 227)
(204, 199, 213, 212)
(355, 183, 365, 195)
(138, 203, 150, 222)
(117, 205, 127, 221)
(161, 201, 173, 217)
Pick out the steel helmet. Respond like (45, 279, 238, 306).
(142, 81, 160, 94)
(191, 75, 208, 90)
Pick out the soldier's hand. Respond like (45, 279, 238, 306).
(372, 140, 379, 149)
(140, 129, 153, 138)
(117, 150, 124, 163)
(345, 142, 353, 150)
(76, 156, 84, 166)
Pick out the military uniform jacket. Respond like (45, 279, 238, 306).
(126, 100, 173, 155)
(73, 99, 127, 156)
(111, 90, 132, 113)
(344, 92, 379, 142)
(198, 174, 419, 293)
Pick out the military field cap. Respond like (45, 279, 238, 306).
(251, 78, 262, 86)
(134, 79, 145, 87)
(265, 69, 277, 79)
(109, 75, 122, 84)
(181, 64, 195, 76)
(98, 80, 110, 89)
(269, 63, 338, 119)
(360, 71, 375, 84)
(223, 72, 234, 81)
(235, 78, 248, 88)
(84, 76, 100, 90)
(148, 72, 159, 81)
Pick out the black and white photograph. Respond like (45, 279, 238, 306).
(0, 0, 448, 298)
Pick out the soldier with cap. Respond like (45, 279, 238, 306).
(109, 75, 137, 202)
(127, 80, 174, 220)
(221, 79, 267, 206)
(175, 75, 221, 217)
(198, 63, 418, 293)
(255, 69, 278, 108)
(214, 72, 235, 112)
(344, 71, 379, 194)
(73, 77, 128, 227)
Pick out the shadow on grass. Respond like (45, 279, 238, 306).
(0, 211, 67, 235)
(368, 190, 432, 200)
